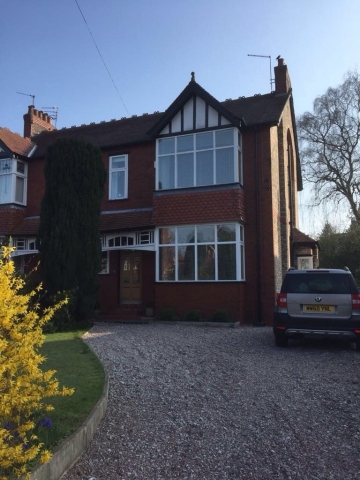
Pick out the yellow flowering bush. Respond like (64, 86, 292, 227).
(0, 247, 74, 479)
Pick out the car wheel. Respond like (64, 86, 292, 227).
(355, 340, 360, 352)
(275, 332, 288, 348)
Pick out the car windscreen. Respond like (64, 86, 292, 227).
(283, 273, 351, 294)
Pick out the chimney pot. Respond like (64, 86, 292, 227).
(278, 57, 284, 66)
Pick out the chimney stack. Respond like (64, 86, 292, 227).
(274, 57, 291, 94)
(23, 105, 56, 138)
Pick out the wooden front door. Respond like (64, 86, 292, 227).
(120, 253, 141, 303)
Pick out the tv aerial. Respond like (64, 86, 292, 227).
(247, 54, 276, 91)
(16, 91, 35, 105)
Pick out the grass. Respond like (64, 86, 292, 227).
(38, 330, 105, 450)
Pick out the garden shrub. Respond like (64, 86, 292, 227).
(185, 309, 202, 322)
(210, 310, 233, 323)
(0, 247, 74, 479)
(156, 308, 176, 321)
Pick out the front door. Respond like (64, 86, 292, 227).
(120, 252, 141, 303)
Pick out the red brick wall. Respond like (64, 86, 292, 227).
(241, 128, 278, 326)
(153, 187, 246, 226)
(26, 142, 156, 218)
(101, 143, 155, 212)
(155, 282, 246, 323)
(27, 158, 46, 216)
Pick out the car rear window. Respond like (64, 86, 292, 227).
(283, 273, 351, 294)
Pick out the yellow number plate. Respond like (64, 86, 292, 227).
(303, 305, 335, 313)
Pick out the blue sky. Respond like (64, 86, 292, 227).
(2, 0, 360, 235)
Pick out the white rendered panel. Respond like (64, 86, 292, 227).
(160, 125, 169, 135)
(195, 97, 206, 129)
(171, 111, 182, 133)
(183, 98, 194, 131)
(221, 116, 231, 125)
(208, 106, 219, 127)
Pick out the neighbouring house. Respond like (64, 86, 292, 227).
(0, 57, 318, 325)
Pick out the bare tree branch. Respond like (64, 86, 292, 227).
(298, 71, 360, 223)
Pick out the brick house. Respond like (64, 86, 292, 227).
(0, 57, 318, 325)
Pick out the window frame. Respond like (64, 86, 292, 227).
(109, 154, 128, 200)
(0, 158, 27, 206)
(156, 223, 245, 282)
(156, 128, 242, 191)
(99, 251, 109, 274)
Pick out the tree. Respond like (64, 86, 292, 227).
(318, 221, 360, 284)
(37, 138, 106, 318)
(0, 246, 73, 479)
(298, 71, 360, 223)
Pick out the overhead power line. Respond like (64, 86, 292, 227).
(74, 0, 129, 115)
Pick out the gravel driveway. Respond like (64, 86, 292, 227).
(61, 323, 360, 480)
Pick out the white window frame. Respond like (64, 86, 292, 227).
(297, 256, 313, 270)
(156, 128, 242, 191)
(11, 237, 37, 254)
(156, 223, 245, 282)
(99, 251, 109, 274)
(109, 154, 128, 200)
(0, 158, 27, 206)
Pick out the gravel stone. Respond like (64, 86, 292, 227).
(61, 323, 360, 480)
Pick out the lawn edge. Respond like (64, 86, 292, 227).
(28, 341, 109, 480)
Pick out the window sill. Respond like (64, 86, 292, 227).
(154, 183, 243, 197)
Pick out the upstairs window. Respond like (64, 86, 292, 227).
(157, 128, 242, 190)
(109, 155, 128, 200)
(0, 159, 27, 205)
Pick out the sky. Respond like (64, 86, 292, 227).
(2, 0, 360, 237)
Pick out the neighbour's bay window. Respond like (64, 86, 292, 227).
(157, 223, 245, 281)
(157, 128, 242, 190)
(0, 159, 27, 205)
(109, 154, 128, 199)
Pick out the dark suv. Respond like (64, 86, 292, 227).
(274, 268, 360, 349)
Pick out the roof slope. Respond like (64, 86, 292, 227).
(32, 112, 162, 158)
(293, 227, 318, 245)
(31, 88, 290, 158)
(0, 127, 34, 156)
(222, 92, 290, 127)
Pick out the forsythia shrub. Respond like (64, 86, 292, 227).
(0, 247, 74, 479)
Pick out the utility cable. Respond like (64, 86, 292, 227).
(74, 0, 129, 115)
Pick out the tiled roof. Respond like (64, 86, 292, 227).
(222, 92, 289, 127)
(100, 209, 153, 232)
(31, 90, 289, 158)
(11, 216, 39, 235)
(32, 113, 163, 158)
(293, 227, 318, 245)
(0, 127, 34, 156)
(11, 210, 154, 236)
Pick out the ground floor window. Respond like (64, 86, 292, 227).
(157, 223, 245, 281)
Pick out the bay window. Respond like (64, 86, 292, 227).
(157, 223, 245, 281)
(157, 128, 242, 190)
(0, 159, 27, 205)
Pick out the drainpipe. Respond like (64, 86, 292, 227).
(288, 144, 294, 267)
(254, 127, 263, 326)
